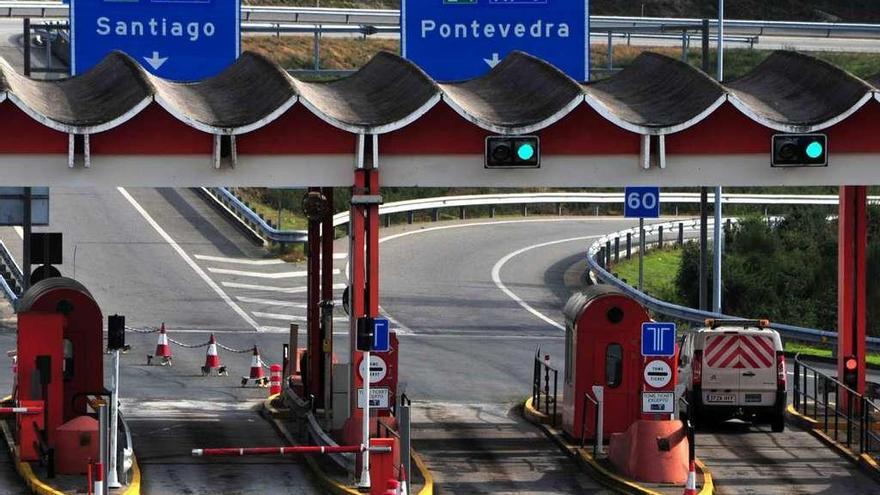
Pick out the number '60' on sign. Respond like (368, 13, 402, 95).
(624, 187, 661, 219)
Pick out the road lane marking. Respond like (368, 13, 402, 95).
(222, 282, 347, 293)
(117, 187, 261, 332)
(261, 326, 351, 336)
(236, 296, 307, 308)
(491, 236, 602, 331)
(252, 311, 349, 323)
(333, 253, 347, 259)
(194, 254, 284, 265)
(207, 267, 340, 278)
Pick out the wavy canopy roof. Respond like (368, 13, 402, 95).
(0, 48, 876, 137)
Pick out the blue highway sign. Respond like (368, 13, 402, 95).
(641, 322, 676, 357)
(373, 318, 390, 353)
(70, 0, 240, 81)
(402, 0, 589, 81)
(624, 186, 660, 218)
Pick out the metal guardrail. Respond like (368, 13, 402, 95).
(200, 187, 308, 244)
(5, 3, 880, 40)
(0, 238, 22, 303)
(586, 219, 880, 351)
(532, 348, 558, 427)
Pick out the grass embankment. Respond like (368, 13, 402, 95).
(619, 248, 880, 364)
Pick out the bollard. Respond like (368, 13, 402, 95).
(93, 461, 104, 495)
(269, 364, 282, 396)
(626, 233, 632, 260)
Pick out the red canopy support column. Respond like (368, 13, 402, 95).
(346, 163, 368, 445)
(838, 185, 867, 398)
(307, 187, 323, 406)
(321, 187, 335, 411)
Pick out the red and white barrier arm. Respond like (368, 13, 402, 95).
(0, 407, 43, 414)
(191, 445, 392, 457)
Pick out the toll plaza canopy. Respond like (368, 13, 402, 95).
(1, 49, 880, 187)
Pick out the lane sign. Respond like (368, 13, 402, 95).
(641, 322, 676, 357)
(373, 318, 390, 352)
(643, 360, 672, 389)
(624, 187, 660, 218)
(70, 0, 241, 80)
(357, 387, 390, 409)
(359, 355, 388, 384)
(402, 0, 590, 81)
(642, 392, 674, 414)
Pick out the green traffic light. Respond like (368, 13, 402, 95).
(517, 143, 535, 161)
(806, 141, 824, 159)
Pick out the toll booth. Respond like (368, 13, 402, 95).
(562, 286, 650, 441)
(15, 278, 104, 464)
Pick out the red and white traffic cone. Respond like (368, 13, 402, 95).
(269, 364, 282, 396)
(151, 323, 172, 366)
(203, 334, 221, 375)
(242, 346, 267, 387)
(399, 464, 408, 495)
(384, 478, 399, 495)
(683, 460, 697, 495)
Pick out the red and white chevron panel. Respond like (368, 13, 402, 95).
(704, 334, 775, 369)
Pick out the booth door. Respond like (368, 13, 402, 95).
(594, 340, 640, 435)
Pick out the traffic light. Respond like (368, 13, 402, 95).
(356, 317, 374, 352)
(485, 136, 540, 168)
(771, 134, 827, 167)
(843, 355, 858, 390)
(108, 314, 126, 351)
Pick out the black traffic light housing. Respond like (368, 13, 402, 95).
(108, 314, 126, 351)
(771, 134, 827, 167)
(843, 355, 858, 390)
(485, 136, 540, 169)
(356, 317, 374, 352)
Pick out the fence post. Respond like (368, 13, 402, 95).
(605, 241, 612, 267)
(462, 207, 468, 220)
(678, 223, 684, 246)
(598, 247, 606, 269)
(384, 215, 391, 228)
(614, 237, 620, 263)
(626, 233, 632, 260)
(543, 355, 551, 417)
(522, 204, 528, 217)
(793, 360, 800, 411)
(400, 396, 412, 494)
(432, 208, 439, 222)
(658, 226, 664, 248)
(557, 203, 563, 216)
(407, 211, 414, 225)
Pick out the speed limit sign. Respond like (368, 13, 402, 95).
(624, 187, 660, 218)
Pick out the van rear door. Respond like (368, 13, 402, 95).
(701, 333, 742, 406)
(733, 333, 777, 406)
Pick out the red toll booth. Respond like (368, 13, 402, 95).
(15, 278, 104, 465)
(562, 286, 650, 441)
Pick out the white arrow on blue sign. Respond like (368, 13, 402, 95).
(641, 322, 676, 357)
(70, 0, 240, 81)
(372, 318, 390, 353)
(402, 0, 590, 81)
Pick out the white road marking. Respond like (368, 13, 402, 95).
(402, 333, 564, 340)
(491, 236, 602, 331)
(222, 282, 347, 293)
(236, 296, 307, 308)
(260, 326, 351, 336)
(194, 254, 284, 265)
(208, 267, 341, 279)
(13, 226, 22, 239)
(252, 311, 349, 323)
(117, 187, 261, 332)
(333, 253, 347, 259)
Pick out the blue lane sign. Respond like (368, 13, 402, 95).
(373, 318, 390, 353)
(624, 187, 660, 219)
(402, 0, 589, 81)
(70, 0, 240, 81)
(641, 322, 676, 357)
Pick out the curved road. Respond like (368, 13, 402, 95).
(379, 218, 880, 495)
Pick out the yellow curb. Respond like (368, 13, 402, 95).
(523, 397, 551, 424)
(695, 459, 714, 495)
(120, 454, 141, 495)
(263, 394, 434, 495)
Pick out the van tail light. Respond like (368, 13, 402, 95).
(693, 350, 703, 386)
(776, 352, 786, 390)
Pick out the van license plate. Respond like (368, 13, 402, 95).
(706, 394, 735, 403)
(745, 394, 762, 403)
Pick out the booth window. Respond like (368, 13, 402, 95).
(605, 344, 623, 388)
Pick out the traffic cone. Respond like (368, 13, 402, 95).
(683, 460, 697, 495)
(241, 346, 267, 387)
(203, 334, 221, 375)
(151, 323, 172, 366)
(399, 464, 408, 495)
(384, 478, 399, 495)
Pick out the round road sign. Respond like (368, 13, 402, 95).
(359, 355, 387, 384)
(643, 360, 672, 389)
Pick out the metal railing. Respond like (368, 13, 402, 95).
(586, 218, 880, 351)
(793, 356, 880, 458)
(200, 187, 307, 244)
(579, 391, 601, 458)
(532, 348, 558, 427)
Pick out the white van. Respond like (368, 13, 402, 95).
(677, 319, 787, 432)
